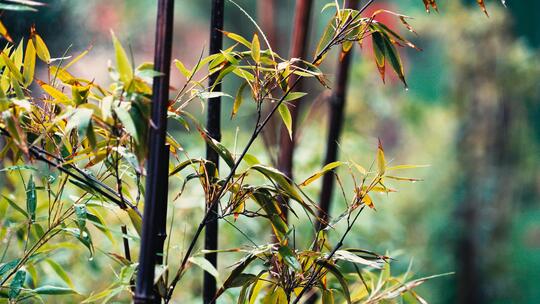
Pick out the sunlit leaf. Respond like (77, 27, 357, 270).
(30, 26, 50, 63)
(111, 31, 133, 84)
(300, 161, 344, 186)
(22, 38, 36, 87)
(278, 104, 293, 139)
(251, 33, 260, 63)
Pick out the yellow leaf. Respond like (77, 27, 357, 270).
(1, 51, 24, 83)
(127, 208, 142, 236)
(278, 104, 292, 139)
(376, 139, 386, 176)
(251, 33, 260, 63)
(0, 20, 13, 43)
(111, 31, 133, 84)
(31, 26, 50, 63)
(41, 84, 70, 104)
(300, 161, 344, 187)
(23, 38, 36, 87)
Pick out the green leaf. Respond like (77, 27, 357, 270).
(114, 105, 139, 143)
(283, 92, 307, 103)
(278, 104, 293, 139)
(251, 165, 303, 203)
(0, 259, 21, 279)
(9, 270, 26, 300)
(372, 31, 386, 82)
(33, 285, 79, 295)
(199, 128, 235, 168)
(2, 194, 28, 218)
(66, 108, 94, 146)
(111, 31, 133, 84)
(251, 34, 260, 63)
(278, 246, 301, 271)
(189, 256, 220, 284)
(216, 255, 257, 298)
(45, 259, 75, 289)
(26, 175, 36, 221)
(382, 35, 407, 87)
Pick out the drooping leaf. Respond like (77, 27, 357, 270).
(127, 208, 142, 236)
(45, 259, 75, 289)
(316, 261, 351, 304)
(30, 26, 50, 63)
(251, 165, 303, 203)
(189, 256, 221, 284)
(232, 82, 247, 118)
(198, 127, 235, 168)
(278, 104, 293, 139)
(25, 174, 36, 221)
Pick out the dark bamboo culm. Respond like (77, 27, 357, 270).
(317, 0, 359, 227)
(134, 0, 174, 303)
(277, 0, 314, 219)
(204, 0, 224, 303)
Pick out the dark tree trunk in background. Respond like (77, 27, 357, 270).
(277, 0, 314, 219)
(317, 0, 358, 228)
(203, 0, 224, 303)
(453, 20, 516, 304)
(134, 0, 174, 303)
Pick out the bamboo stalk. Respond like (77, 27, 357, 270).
(134, 0, 174, 302)
(203, 0, 224, 303)
(317, 0, 359, 228)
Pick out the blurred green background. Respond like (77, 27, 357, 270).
(2, 0, 540, 303)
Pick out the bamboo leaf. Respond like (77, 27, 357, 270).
(26, 175, 36, 221)
(0, 20, 13, 43)
(232, 82, 247, 118)
(8, 270, 26, 300)
(189, 256, 221, 284)
(22, 38, 36, 87)
(251, 34, 260, 63)
(45, 259, 75, 289)
(31, 26, 50, 63)
(278, 104, 293, 139)
(111, 31, 133, 84)
(278, 246, 301, 271)
(127, 208, 142, 236)
(300, 161, 344, 186)
(376, 140, 386, 176)
(33, 285, 79, 295)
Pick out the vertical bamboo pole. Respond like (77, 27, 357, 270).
(203, 0, 224, 303)
(277, 0, 314, 219)
(318, 0, 359, 228)
(134, 0, 174, 302)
